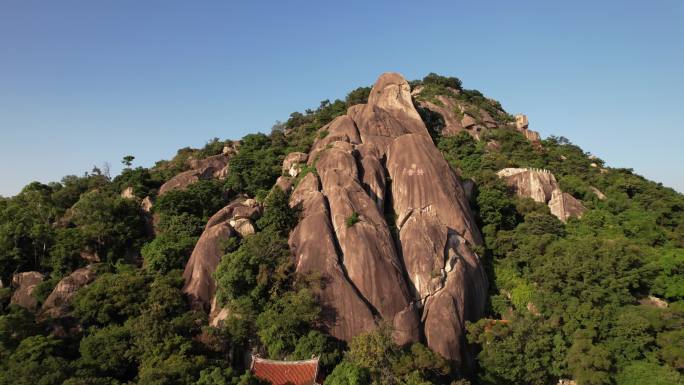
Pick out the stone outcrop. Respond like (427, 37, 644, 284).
(275, 176, 294, 193)
(10, 271, 44, 311)
(513, 114, 541, 143)
(639, 295, 668, 308)
(282, 152, 308, 177)
(39, 265, 97, 320)
(548, 189, 587, 222)
(287, 72, 487, 366)
(497, 168, 558, 203)
(288, 175, 377, 341)
(121, 186, 136, 199)
(590, 186, 606, 200)
(411, 93, 541, 144)
(141, 196, 154, 212)
(497, 168, 586, 222)
(182, 197, 262, 311)
(159, 154, 231, 196)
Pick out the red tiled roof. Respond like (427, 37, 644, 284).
(250, 356, 319, 385)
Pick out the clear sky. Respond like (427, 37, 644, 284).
(1, 0, 682, 196)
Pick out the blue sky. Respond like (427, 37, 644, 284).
(1, 0, 682, 196)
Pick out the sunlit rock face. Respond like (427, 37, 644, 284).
(39, 265, 97, 321)
(497, 167, 587, 222)
(287, 72, 488, 367)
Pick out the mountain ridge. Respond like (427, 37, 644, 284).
(0, 72, 682, 385)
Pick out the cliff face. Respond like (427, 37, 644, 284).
(287, 73, 488, 365)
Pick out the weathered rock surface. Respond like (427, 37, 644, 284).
(282, 152, 308, 177)
(590, 186, 606, 200)
(288, 72, 487, 365)
(275, 176, 294, 193)
(182, 198, 262, 310)
(80, 249, 100, 263)
(387, 134, 486, 364)
(639, 295, 669, 308)
(39, 265, 97, 320)
(141, 196, 154, 212)
(10, 271, 44, 311)
(289, 177, 377, 341)
(159, 154, 231, 196)
(209, 295, 231, 327)
(315, 145, 414, 324)
(497, 168, 586, 222)
(497, 168, 558, 203)
(121, 186, 135, 199)
(548, 189, 587, 222)
(308, 115, 362, 164)
(347, 73, 429, 155)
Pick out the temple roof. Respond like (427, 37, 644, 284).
(250, 356, 320, 385)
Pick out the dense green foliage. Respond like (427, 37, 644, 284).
(0, 73, 682, 385)
(436, 129, 684, 384)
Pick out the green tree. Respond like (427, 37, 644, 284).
(615, 361, 682, 385)
(121, 155, 135, 168)
(78, 324, 136, 380)
(72, 271, 148, 326)
(566, 330, 612, 385)
(467, 315, 559, 385)
(0, 335, 71, 385)
(256, 289, 320, 358)
(324, 362, 370, 385)
(70, 190, 147, 263)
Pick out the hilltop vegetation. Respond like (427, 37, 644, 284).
(0, 74, 682, 385)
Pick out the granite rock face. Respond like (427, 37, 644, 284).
(497, 168, 587, 222)
(10, 271, 44, 311)
(287, 72, 487, 366)
(548, 190, 587, 222)
(39, 265, 97, 320)
(497, 168, 558, 203)
(159, 154, 231, 196)
(288, 177, 377, 341)
(182, 197, 262, 310)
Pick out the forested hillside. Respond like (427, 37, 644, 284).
(0, 73, 682, 385)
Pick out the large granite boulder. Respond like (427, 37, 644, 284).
(38, 265, 97, 320)
(497, 168, 587, 221)
(497, 168, 558, 203)
(288, 176, 377, 340)
(549, 190, 587, 222)
(308, 115, 362, 164)
(182, 198, 262, 310)
(346, 73, 429, 156)
(159, 154, 231, 196)
(10, 271, 44, 311)
(315, 145, 414, 324)
(287, 72, 487, 365)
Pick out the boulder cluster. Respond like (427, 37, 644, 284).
(496, 168, 587, 222)
(10, 265, 97, 322)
